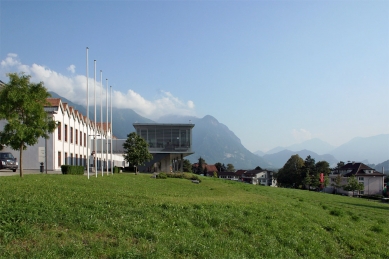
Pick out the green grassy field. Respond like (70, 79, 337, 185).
(0, 173, 388, 258)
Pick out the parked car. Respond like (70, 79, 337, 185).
(0, 152, 18, 172)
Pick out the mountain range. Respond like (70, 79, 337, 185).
(49, 92, 389, 170)
(255, 135, 389, 168)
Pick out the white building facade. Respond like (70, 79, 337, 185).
(0, 98, 125, 171)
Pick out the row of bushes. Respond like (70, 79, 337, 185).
(156, 172, 201, 182)
(61, 165, 84, 175)
(359, 194, 384, 200)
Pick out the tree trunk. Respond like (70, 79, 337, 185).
(19, 143, 23, 177)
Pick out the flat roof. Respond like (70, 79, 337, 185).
(133, 123, 194, 128)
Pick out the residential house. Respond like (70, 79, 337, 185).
(241, 169, 276, 186)
(217, 171, 240, 181)
(327, 162, 385, 196)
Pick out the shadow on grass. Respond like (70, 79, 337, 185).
(336, 201, 389, 211)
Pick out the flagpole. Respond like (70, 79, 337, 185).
(106, 79, 109, 175)
(110, 85, 113, 175)
(86, 47, 89, 180)
(100, 70, 103, 176)
(94, 60, 97, 178)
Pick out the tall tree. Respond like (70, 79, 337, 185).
(196, 157, 205, 175)
(276, 154, 305, 188)
(323, 175, 330, 190)
(122, 132, 152, 174)
(331, 174, 343, 194)
(0, 73, 56, 177)
(183, 159, 192, 172)
(303, 174, 312, 190)
(215, 162, 226, 172)
(226, 163, 235, 172)
(254, 166, 263, 170)
(315, 160, 331, 189)
(333, 161, 345, 173)
(302, 155, 316, 179)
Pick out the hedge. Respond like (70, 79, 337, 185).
(113, 166, 121, 174)
(156, 172, 201, 182)
(61, 165, 84, 175)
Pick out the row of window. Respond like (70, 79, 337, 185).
(57, 122, 89, 147)
(58, 151, 108, 168)
(136, 128, 191, 148)
(58, 151, 87, 167)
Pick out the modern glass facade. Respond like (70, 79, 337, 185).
(133, 123, 194, 153)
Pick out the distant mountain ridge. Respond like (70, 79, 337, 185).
(329, 134, 389, 165)
(286, 138, 335, 155)
(374, 160, 389, 174)
(262, 149, 338, 168)
(255, 134, 389, 168)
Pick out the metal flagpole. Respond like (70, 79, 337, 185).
(106, 79, 109, 175)
(86, 47, 90, 179)
(100, 70, 103, 176)
(94, 60, 97, 178)
(110, 85, 113, 175)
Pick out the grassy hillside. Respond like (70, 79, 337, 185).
(0, 174, 388, 258)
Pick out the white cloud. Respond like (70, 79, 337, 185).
(292, 128, 312, 143)
(0, 53, 196, 119)
(67, 64, 76, 73)
(187, 100, 195, 109)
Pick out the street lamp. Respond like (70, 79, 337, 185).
(89, 134, 100, 177)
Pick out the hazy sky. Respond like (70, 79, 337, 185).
(1, 0, 388, 152)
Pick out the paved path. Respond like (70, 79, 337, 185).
(0, 169, 63, 176)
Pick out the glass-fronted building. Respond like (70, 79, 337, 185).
(133, 123, 195, 172)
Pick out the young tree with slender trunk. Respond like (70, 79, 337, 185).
(0, 73, 56, 177)
(122, 132, 152, 174)
(344, 175, 364, 196)
(331, 174, 343, 194)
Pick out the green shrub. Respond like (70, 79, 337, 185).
(189, 174, 201, 182)
(61, 165, 84, 175)
(156, 173, 167, 179)
(155, 172, 202, 182)
(113, 166, 121, 174)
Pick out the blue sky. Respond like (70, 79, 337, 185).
(1, 0, 388, 152)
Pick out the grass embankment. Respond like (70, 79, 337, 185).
(0, 174, 388, 258)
